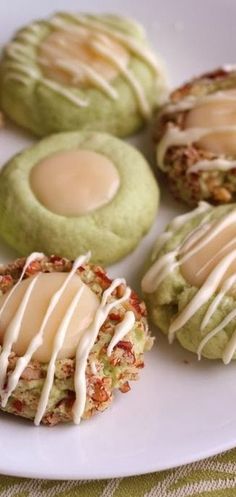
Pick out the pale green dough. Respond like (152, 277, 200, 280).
(143, 203, 236, 360)
(0, 13, 167, 137)
(0, 131, 159, 265)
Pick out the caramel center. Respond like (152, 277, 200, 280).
(180, 221, 236, 287)
(30, 149, 120, 216)
(38, 28, 129, 86)
(184, 89, 236, 155)
(0, 272, 99, 362)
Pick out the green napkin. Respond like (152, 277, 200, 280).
(1, 448, 236, 497)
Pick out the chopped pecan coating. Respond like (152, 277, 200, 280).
(155, 67, 236, 205)
(0, 255, 152, 425)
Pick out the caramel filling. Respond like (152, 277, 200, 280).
(184, 89, 236, 155)
(38, 28, 129, 87)
(180, 221, 236, 287)
(0, 272, 99, 362)
(30, 149, 120, 216)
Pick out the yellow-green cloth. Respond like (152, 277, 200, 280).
(1, 449, 236, 497)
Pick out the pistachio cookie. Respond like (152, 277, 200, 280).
(0, 252, 153, 425)
(155, 66, 236, 205)
(142, 201, 236, 362)
(0, 12, 167, 137)
(0, 131, 159, 265)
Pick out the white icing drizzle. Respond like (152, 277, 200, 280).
(3, 74, 30, 86)
(142, 252, 178, 294)
(54, 58, 118, 100)
(52, 14, 161, 74)
(141, 201, 212, 292)
(142, 201, 236, 364)
(0, 253, 135, 424)
(0, 252, 43, 311)
(151, 232, 172, 261)
(157, 125, 236, 171)
(195, 235, 236, 278)
(17, 31, 40, 45)
(1, 253, 91, 408)
(222, 329, 236, 364)
(0, 276, 40, 391)
(168, 249, 236, 343)
(167, 201, 211, 230)
(91, 39, 150, 117)
(4, 12, 164, 116)
(107, 311, 135, 357)
(164, 91, 236, 115)
(0, 252, 44, 390)
(158, 90, 236, 172)
(4, 33, 88, 107)
(197, 307, 236, 361)
(187, 158, 236, 174)
(6, 41, 34, 62)
(34, 285, 85, 426)
(200, 274, 236, 331)
(72, 278, 132, 424)
(4, 64, 88, 107)
(41, 78, 88, 107)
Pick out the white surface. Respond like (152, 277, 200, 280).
(0, 0, 236, 480)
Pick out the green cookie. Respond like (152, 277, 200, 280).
(0, 131, 159, 265)
(0, 13, 167, 137)
(141, 201, 236, 362)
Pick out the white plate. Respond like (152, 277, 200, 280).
(0, 0, 236, 480)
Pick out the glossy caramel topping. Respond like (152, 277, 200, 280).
(0, 272, 99, 362)
(39, 28, 129, 87)
(180, 219, 236, 287)
(184, 89, 236, 155)
(30, 149, 120, 216)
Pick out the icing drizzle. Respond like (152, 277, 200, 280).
(141, 202, 236, 363)
(157, 90, 236, 172)
(0, 253, 135, 425)
(4, 13, 166, 118)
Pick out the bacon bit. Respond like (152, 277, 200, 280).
(20, 363, 43, 381)
(94, 268, 112, 287)
(116, 283, 126, 298)
(92, 380, 110, 403)
(0, 274, 13, 291)
(46, 392, 76, 425)
(109, 311, 122, 322)
(56, 391, 75, 410)
(116, 341, 133, 352)
(50, 255, 62, 263)
(201, 67, 230, 80)
(60, 362, 75, 378)
(212, 186, 232, 203)
(77, 265, 85, 272)
(25, 260, 42, 275)
(49, 255, 66, 268)
(119, 381, 130, 393)
(129, 291, 142, 316)
(12, 399, 24, 412)
(136, 361, 144, 369)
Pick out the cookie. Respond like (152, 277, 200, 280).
(0, 252, 153, 425)
(0, 13, 167, 137)
(142, 201, 236, 362)
(154, 66, 236, 205)
(0, 131, 159, 265)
